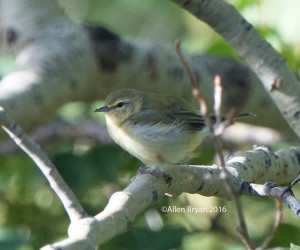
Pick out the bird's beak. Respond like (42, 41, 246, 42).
(95, 106, 111, 112)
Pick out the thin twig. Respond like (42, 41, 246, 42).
(174, 40, 210, 121)
(228, 107, 237, 126)
(174, 41, 254, 250)
(0, 107, 87, 222)
(212, 77, 253, 250)
(257, 198, 283, 250)
(214, 75, 222, 125)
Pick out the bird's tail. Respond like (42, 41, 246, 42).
(210, 112, 255, 124)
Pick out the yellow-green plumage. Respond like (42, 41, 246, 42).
(96, 89, 208, 166)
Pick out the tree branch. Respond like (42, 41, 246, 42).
(175, 40, 253, 248)
(41, 146, 300, 249)
(0, 0, 290, 137)
(257, 198, 282, 250)
(1, 1, 299, 249)
(1, 102, 298, 249)
(170, 0, 300, 138)
(0, 106, 87, 222)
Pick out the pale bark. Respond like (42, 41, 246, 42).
(0, 0, 299, 249)
(0, 0, 290, 137)
(40, 146, 300, 249)
(171, 0, 300, 138)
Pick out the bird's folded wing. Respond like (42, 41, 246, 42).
(167, 111, 206, 131)
(129, 109, 206, 131)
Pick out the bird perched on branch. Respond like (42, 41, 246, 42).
(95, 89, 249, 166)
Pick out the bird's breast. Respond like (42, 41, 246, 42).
(105, 115, 204, 165)
(105, 115, 144, 157)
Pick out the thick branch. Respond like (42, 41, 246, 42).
(0, 0, 100, 131)
(242, 182, 300, 217)
(42, 146, 300, 249)
(0, 94, 293, 247)
(0, 0, 290, 136)
(170, 0, 300, 138)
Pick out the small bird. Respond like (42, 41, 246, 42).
(95, 89, 248, 166)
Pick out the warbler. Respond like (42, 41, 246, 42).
(95, 89, 247, 166)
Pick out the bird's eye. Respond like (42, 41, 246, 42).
(116, 102, 125, 108)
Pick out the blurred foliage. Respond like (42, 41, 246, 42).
(0, 55, 15, 80)
(0, 0, 300, 249)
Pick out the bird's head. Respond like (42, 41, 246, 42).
(95, 89, 146, 125)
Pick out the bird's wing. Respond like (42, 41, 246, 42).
(129, 108, 206, 131)
(163, 96, 206, 131)
(127, 94, 206, 131)
(129, 109, 170, 125)
(166, 111, 206, 131)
